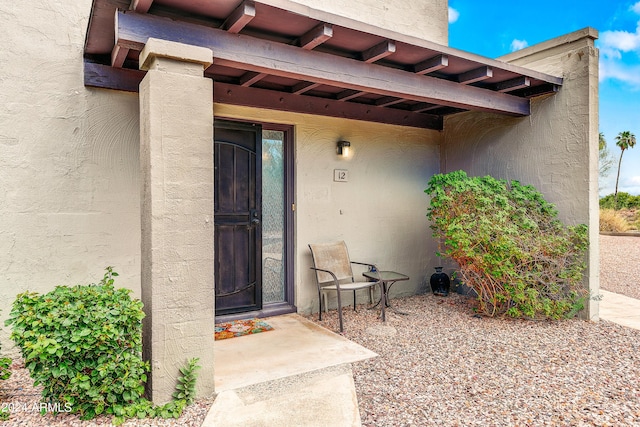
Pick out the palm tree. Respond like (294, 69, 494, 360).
(614, 131, 637, 208)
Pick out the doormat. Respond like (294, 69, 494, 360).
(214, 318, 274, 341)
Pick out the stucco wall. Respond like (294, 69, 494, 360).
(263, 0, 449, 45)
(441, 29, 599, 319)
(0, 0, 141, 353)
(0, 0, 445, 353)
(216, 105, 442, 314)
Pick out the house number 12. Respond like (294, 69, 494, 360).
(334, 169, 349, 182)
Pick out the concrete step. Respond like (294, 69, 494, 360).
(203, 364, 361, 427)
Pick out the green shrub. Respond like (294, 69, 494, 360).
(172, 357, 201, 405)
(0, 314, 11, 382)
(0, 356, 10, 382)
(5, 267, 199, 425)
(426, 171, 589, 319)
(600, 192, 640, 210)
(0, 310, 11, 421)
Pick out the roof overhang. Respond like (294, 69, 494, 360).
(84, 0, 563, 130)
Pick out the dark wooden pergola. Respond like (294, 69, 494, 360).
(84, 0, 563, 130)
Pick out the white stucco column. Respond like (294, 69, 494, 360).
(138, 38, 215, 404)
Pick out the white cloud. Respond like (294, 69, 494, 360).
(599, 6, 640, 89)
(510, 39, 529, 52)
(599, 57, 640, 89)
(619, 175, 640, 195)
(448, 7, 459, 24)
(600, 3, 640, 58)
(629, 176, 640, 185)
(600, 27, 640, 56)
(601, 175, 640, 196)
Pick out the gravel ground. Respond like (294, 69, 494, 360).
(599, 234, 640, 300)
(1, 235, 638, 426)
(305, 234, 640, 427)
(0, 358, 215, 427)
(311, 293, 640, 427)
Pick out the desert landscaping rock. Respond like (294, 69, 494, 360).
(312, 292, 640, 427)
(600, 234, 640, 300)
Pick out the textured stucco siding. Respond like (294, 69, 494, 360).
(139, 41, 216, 403)
(441, 29, 599, 319)
(0, 0, 141, 354)
(215, 105, 443, 314)
(264, 0, 449, 44)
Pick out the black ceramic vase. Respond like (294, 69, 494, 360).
(430, 267, 450, 296)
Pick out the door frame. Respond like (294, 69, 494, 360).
(215, 119, 296, 322)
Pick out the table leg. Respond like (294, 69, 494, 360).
(380, 281, 386, 322)
(384, 281, 409, 315)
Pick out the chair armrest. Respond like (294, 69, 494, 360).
(310, 267, 342, 290)
(351, 261, 380, 273)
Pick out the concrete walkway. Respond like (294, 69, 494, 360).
(202, 313, 376, 427)
(599, 290, 640, 331)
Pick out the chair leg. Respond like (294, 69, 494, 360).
(318, 288, 323, 321)
(353, 290, 357, 311)
(336, 290, 344, 332)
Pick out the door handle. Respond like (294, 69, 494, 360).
(249, 209, 260, 226)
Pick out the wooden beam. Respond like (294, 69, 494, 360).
(361, 40, 396, 63)
(85, 0, 562, 87)
(375, 96, 404, 107)
(298, 23, 333, 50)
(239, 71, 267, 87)
(336, 90, 363, 101)
(214, 82, 442, 130)
(424, 106, 466, 116)
(131, 0, 153, 13)
(85, 0, 131, 54)
(114, 11, 531, 116)
(84, 61, 143, 92)
(410, 103, 440, 113)
(83, 62, 443, 130)
(291, 81, 320, 94)
(494, 76, 531, 93)
(111, 44, 129, 68)
(458, 66, 493, 85)
(512, 83, 560, 98)
(223, 0, 256, 33)
(413, 54, 448, 75)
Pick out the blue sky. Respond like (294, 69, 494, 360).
(448, 1, 640, 196)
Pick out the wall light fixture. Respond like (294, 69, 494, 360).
(337, 140, 351, 157)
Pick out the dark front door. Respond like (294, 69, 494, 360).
(214, 120, 262, 316)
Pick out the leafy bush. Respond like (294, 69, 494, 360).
(173, 357, 201, 405)
(600, 209, 631, 232)
(600, 192, 640, 210)
(426, 171, 589, 319)
(0, 313, 11, 382)
(0, 311, 12, 421)
(5, 267, 199, 425)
